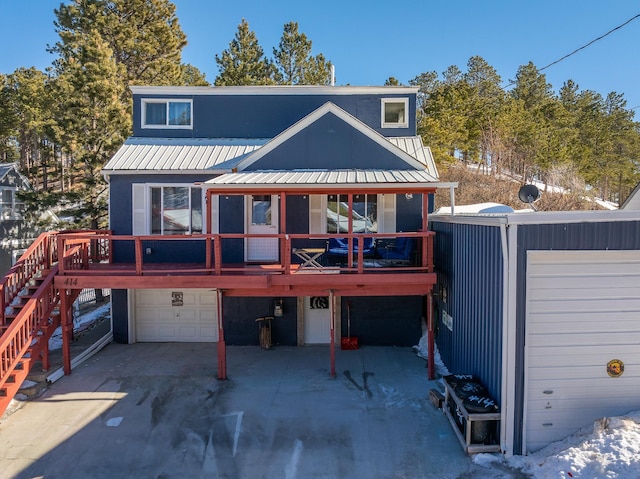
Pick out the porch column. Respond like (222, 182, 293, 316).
(216, 289, 227, 380)
(426, 293, 435, 380)
(329, 290, 336, 378)
(60, 289, 72, 375)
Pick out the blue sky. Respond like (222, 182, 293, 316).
(1, 1, 639, 112)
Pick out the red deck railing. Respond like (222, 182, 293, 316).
(54, 231, 434, 276)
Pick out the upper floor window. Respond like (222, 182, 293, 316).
(381, 98, 408, 128)
(142, 99, 192, 129)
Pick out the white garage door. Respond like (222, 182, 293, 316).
(135, 289, 218, 342)
(524, 250, 640, 453)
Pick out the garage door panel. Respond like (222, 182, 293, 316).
(528, 298, 640, 314)
(527, 331, 640, 347)
(135, 289, 218, 342)
(525, 250, 640, 453)
(527, 314, 639, 333)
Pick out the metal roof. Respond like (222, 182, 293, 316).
(388, 137, 438, 175)
(102, 138, 268, 173)
(102, 135, 438, 176)
(204, 169, 453, 191)
(130, 85, 419, 96)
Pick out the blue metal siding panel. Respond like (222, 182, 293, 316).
(431, 221, 504, 403)
(132, 93, 416, 138)
(342, 296, 423, 346)
(111, 289, 129, 343)
(245, 113, 417, 171)
(512, 220, 640, 454)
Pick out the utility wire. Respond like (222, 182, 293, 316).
(538, 13, 640, 72)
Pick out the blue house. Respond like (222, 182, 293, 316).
(0, 86, 453, 416)
(100, 85, 453, 374)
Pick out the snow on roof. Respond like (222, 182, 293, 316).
(433, 202, 515, 215)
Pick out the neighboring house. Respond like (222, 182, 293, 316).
(430, 210, 640, 456)
(96, 85, 454, 366)
(0, 163, 43, 276)
(621, 182, 640, 210)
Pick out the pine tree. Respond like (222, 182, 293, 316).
(273, 22, 331, 85)
(181, 63, 209, 86)
(52, 0, 187, 95)
(214, 19, 277, 86)
(49, 30, 130, 229)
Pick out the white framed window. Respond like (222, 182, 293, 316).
(309, 194, 396, 234)
(142, 99, 193, 129)
(381, 98, 408, 128)
(0, 188, 24, 219)
(132, 184, 203, 235)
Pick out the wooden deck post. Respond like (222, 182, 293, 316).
(329, 290, 336, 378)
(61, 290, 72, 375)
(427, 293, 435, 380)
(216, 289, 227, 380)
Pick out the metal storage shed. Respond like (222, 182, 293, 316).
(429, 210, 640, 456)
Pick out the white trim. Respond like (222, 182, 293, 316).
(235, 102, 425, 171)
(141, 98, 193, 129)
(430, 209, 640, 226)
(209, 193, 219, 234)
(131, 183, 148, 235)
(131, 85, 419, 96)
(381, 98, 409, 129)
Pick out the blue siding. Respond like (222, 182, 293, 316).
(430, 221, 504, 404)
(133, 93, 417, 138)
(246, 113, 417, 171)
(224, 297, 297, 346)
(342, 296, 422, 347)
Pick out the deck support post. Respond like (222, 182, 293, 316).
(426, 292, 435, 380)
(61, 290, 72, 375)
(216, 289, 227, 380)
(329, 290, 336, 378)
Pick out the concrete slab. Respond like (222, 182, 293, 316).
(0, 343, 521, 478)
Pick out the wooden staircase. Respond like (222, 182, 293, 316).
(0, 232, 64, 417)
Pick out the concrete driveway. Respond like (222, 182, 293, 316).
(0, 343, 520, 479)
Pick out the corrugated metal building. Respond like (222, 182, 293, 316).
(430, 210, 640, 456)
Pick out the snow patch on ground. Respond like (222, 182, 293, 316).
(48, 303, 111, 350)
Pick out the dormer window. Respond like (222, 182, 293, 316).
(142, 99, 192, 129)
(381, 98, 408, 128)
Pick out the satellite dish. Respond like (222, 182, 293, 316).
(518, 184, 540, 210)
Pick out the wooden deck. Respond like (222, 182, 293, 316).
(54, 261, 436, 297)
(49, 231, 436, 297)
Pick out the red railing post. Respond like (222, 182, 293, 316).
(214, 235, 222, 276)
(283, 235, 291, 274)
(205, 236, 212, 272)
(135, 237, 143, 275)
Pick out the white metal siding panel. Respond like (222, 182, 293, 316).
(524, 250, 640, 453)
(135, 289, 218, 342)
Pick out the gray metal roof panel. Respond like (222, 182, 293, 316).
(205, 169, 443, 187)
(103, 138, 268, 172)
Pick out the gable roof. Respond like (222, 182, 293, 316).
(0, 163, 31, 189)
(621, 182, 640, 210)
(235, 102, 429, 173)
